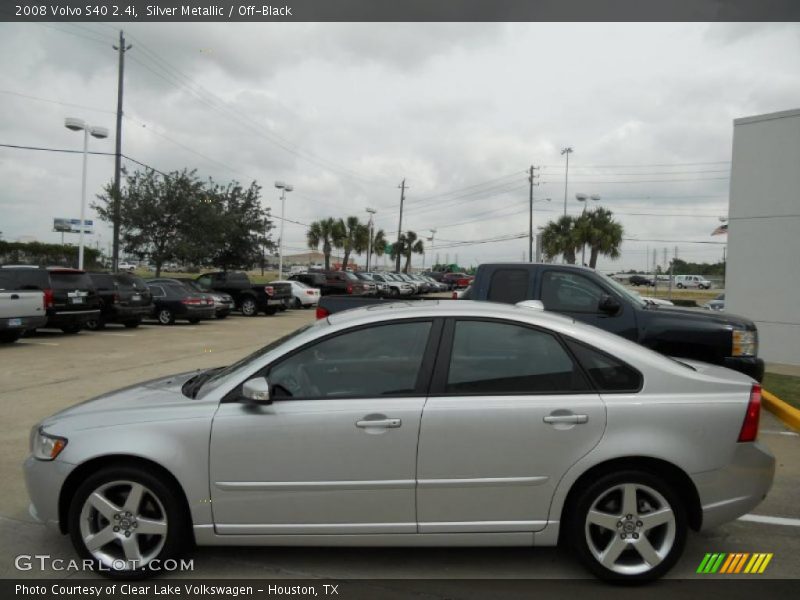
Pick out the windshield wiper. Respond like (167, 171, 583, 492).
(182, 367, 225, 399)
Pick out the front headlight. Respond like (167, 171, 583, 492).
(732, 329, 758, 357)
(30, 427, 68, 461)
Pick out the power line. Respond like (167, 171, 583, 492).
(0, 142, 115, 156)
(0, 90, 116, 115)
(539, 161, 731, 168)
(623, 238, 727, 245)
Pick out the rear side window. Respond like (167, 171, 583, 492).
(487, 268, 530, 304)
(445, 320, 589, 394)
(148, 285, 166, 297)
(566, 338, 642, 392)
(116, 274, 149, 292)
(0, 269, 49, 290)
(90, 273, 115, 290)
(50, 272, 94, 290)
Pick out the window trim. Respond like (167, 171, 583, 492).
(563, 336, 644, 394)
(223, 318, 443, 403)
(428, 317, 592, 397)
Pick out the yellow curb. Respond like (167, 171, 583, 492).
(762, 389, 800, 432)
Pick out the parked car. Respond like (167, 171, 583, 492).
(86, 272, 153, 330)
(354, 272, 389, 297)
(149, 278, 234, 319)
(674, 275, 713, 290)
(0, 273, 46, 342)
(306, 270, 369, 296)
(704, 293, 726, 311)
(145, 281, 215, 325)
(628, 274, 654, 287)
(117, 262, 137, 272)
(442, 272, 473, 290)
(289, 271, 326, 290)
(25, 300, 774, 582)
(272, 279, 321, 309)
(351, 272, 379, 296)
(193, 272, 291, 316)
(367, 273, 414, 297)
(0, 266, 100, 334)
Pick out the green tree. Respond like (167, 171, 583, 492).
(575, 207, 624, 268)
(391, 230, 425, 273)
(94, 169, 205, 277)
(370, 229, 387, 266)
(541, 215, 581, 264)
(307, 217, 345, 271)
(338, 216, 370, 271)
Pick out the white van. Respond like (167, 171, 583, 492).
(674, 274, 712, 289)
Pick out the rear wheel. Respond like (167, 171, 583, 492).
(568, 470, 686, 582)
(68, 466, 189, 579)
(84, 318, 105, 331)
(157, 309, 175, 326)
(240, 297, 257, 316)
(293, 297, 303, 309)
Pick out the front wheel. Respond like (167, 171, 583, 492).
(676, 283, 684, 289)
(568, 470, 686, 582)
(85, 318, 105, 331)
(157, 309, 175, 326)
(68, 466, 189, 579)
(240, 297, 258, 316)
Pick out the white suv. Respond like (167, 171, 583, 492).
(674, 275, 712, 289)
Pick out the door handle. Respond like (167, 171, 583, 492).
(356, 418, 401, 429)
(543, 414, 588, 425)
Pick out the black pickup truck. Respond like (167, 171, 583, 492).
(317, 263, 764, 381)
(194, 271, 291, 316)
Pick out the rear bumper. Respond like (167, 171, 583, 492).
(0, 315, 47, 331)
(723, 356, 765, 382)
(46, 309, 101, 328)
(692, 441, 775, 531)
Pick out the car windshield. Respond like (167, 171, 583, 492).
(50, 272, 93, 290)
(602, 273, 647, 308)
(195, 323, 319, 398)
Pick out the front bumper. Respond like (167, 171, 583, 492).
(723, 356, 765, 382)
(23, 455, 76, 532)
(692, 441, 775, 531)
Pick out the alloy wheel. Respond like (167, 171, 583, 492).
(78, 480, 168, 571)
(158, 310, 173, 325)
(584, 482, 676, 576)
(241, 298, 257, 316)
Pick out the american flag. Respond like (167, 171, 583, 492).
(711, 223, 728, 236)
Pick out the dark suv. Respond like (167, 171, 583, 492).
(0, 266, 100, 333)
(86, 272, 153, 330)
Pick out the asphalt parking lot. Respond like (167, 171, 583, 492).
(0, 310, 798, 582)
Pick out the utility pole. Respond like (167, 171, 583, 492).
(561, 147, 573, 216)
(111, 31, 131, 274)
(652, 248, 658, 297)
(394, 178, 406, 273)
(528, 166, 539, 262)
(668, 246, 677, 300)
(365, 207, 376, 271)
(426, 229, 436, 271)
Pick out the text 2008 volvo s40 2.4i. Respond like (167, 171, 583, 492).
(24, 300, 774, 582)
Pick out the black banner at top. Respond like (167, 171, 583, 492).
(4, 0, 800, 22)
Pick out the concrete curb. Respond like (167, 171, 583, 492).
(763, 389, 800, 432)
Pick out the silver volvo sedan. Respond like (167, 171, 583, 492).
(24, 300, 774, 582)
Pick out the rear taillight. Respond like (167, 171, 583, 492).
(315, 306, 330, 320)
(43, 288, 54, 309)
(452, 291, 458, 299)
(182, 297, 203, 305)
(305, 290, 315, 295)
(264, 286, 274, 296)
(346, 284, 353, 294)
(738, 384, 762, 442)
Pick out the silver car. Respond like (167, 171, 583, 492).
(24, 300, 774, 581)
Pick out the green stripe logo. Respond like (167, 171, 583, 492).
(697, 553, 726, 573)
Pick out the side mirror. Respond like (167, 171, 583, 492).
(242, 377, 271, 404)
(598, 294, 621, 315)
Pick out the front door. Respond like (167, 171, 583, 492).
(209, 320, 436, 535)
(416, 319, 606, 532)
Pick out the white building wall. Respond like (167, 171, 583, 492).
(727, 109, 800, 365)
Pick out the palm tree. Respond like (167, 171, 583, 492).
(540, 215, 581, 264)
(338, 216, 370, 271)
(577, 208, 624, 268)
(395, 230, 424, 273)
(306, 217, 344, 271)
(370, 229, 387, 268)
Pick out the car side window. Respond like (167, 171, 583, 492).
(565, 338, 642, 392)
(268, 321, 433, 400)
(148, 285, 165, 298)
(487, 268, 530, 304)
(445, 320, 589, 394)
(540, 271, 606, 313)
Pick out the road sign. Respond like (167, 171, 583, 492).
(53, 218, 93, 234)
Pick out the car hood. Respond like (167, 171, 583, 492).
(644, 304, 756, 330)
(40, 370, 214, 432)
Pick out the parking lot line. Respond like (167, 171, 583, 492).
(738, 514, 800, 527)
(17, 340, 59, 346)
(103, 333, 137, 337)
(761, 429, 799, 437)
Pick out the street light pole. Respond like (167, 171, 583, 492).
(275, 181, 293, 277)
(575, 192, 600, 266)
(561, 147, 573, 216)
(65, 118, 108, 270)
(365, 207, 376, 271)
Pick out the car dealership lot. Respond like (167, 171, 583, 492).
(0, 312, 798, 580)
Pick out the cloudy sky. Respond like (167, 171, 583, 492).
(1, 21, 798, 271)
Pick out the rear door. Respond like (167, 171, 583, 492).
(49, 271, 99, 311)
(416, 318, 605, 532)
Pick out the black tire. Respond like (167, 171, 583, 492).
(264, 306, 278, 316)
(67, 465, 190, 580)
(157, 309, 175, 326)
(61, 324, 82, 334)
(187, 318, 200, 324)
(216, 313, 228, 320)
(240, 297, 258, 317)
(123, 320, 141, 329)
(85, 318, 105, 331)
(293, 297, 303, 309)
(390, 287, 400, 298)
(0, 330, 22, 343)
(567, 470, 687, 583)
(676, 283, 684, 289)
